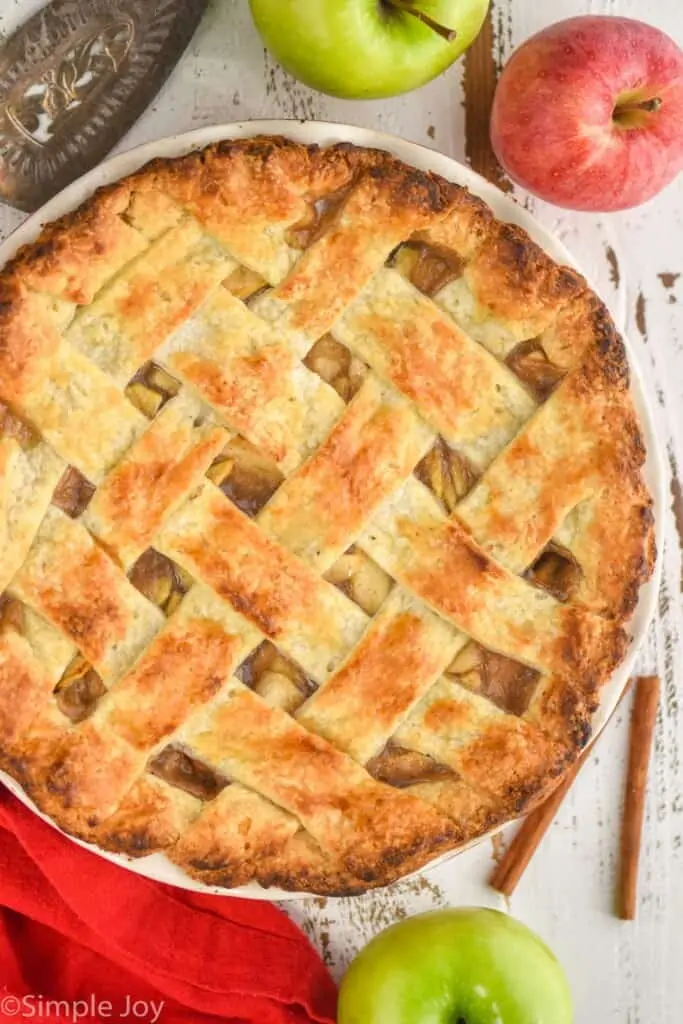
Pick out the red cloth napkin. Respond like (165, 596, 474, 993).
(0, 787, 337, 1024)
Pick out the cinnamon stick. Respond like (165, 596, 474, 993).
(489, 678, 635, 898)
(489, 748, 588, 897)
(618, 674, 660, 921)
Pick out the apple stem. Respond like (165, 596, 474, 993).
(619, 97, 662, 115)
(383, 0, 457, 43)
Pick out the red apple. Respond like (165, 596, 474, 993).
(490, 16, 683, 211)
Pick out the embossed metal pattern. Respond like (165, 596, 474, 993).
(0, 0, 209, 211)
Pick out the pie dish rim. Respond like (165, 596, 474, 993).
(0, 118, 665, 901)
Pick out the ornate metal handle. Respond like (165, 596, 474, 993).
(0, 0, 209, 212)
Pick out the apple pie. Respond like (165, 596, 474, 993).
(0, 136, 655, 894)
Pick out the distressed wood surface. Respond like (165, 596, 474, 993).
(0, 0, 681, 1020)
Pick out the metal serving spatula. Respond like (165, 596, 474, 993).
(0, 0, 209, 212)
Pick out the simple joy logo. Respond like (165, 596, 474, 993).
(0, 994, 165, 1022)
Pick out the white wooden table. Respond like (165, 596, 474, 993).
(0, 1, 681, 1020)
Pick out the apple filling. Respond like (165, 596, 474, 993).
(128, 549, 194, 616)
(52, 466, 96, 519)
(286, 185, 355, 250)
(223, 264, 268, 301)
(447, 642, 540, 717)
(54, 655, 107, 723)
(239, 641, 316, 714)
(126, 362, 181, 419)
(0, 594, 24, 634)
(0, 402, 39, 450)
(505, 340, 566, 401)
(304, 335, 367, 402)
(415, 439, 478, 512)
(148, 744, 230, 801)
(207, 436, 284, 516)
(525, 542, 582, 603)
(325, 546, 393, 616)
(367, 742, 458, 788)
(391, 241, 465, 297)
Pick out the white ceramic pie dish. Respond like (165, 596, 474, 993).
(0, 120, 665, 900)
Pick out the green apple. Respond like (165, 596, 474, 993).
(248, 1, 490, 100)
(338, 908, 573, 1024)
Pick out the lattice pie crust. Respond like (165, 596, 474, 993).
(0, 137, 655, 894)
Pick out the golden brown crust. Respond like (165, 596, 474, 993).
(0, 628, 55, 751)
(10, 509, 164, 680)
(465, 222, 585, 330)
(296, 593, 459, 765)
(83, 393, 228, 567)
(93, 777, 200, 856)
(333, 268, 536, 467)
(0, 134, 656, 895)
(157, 481, 369, 681)
(258, 377, 433, 571)
(7, 182, 146, 305)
